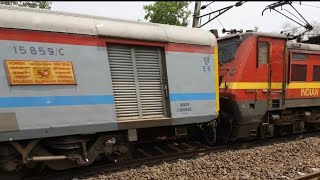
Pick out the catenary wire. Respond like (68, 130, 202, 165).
(206, 1, 225, 29)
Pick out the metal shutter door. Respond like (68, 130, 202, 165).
(135, 47, 165, 117)
(107, 45, 139, 119)
(108, 45, 166, 120)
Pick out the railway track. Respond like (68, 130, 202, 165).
(6, 131, 320, 180)
(292, 171, 320, 180)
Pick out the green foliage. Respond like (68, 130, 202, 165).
(0, 1, 51, 9)
(143, 1, 192, 27)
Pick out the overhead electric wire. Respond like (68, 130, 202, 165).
(206, 1, 225, 29)
(282, 8, 306, 25)
(205, 1, 214, 8)
(294, 2, 320, 9)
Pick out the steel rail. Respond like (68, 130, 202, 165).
(291, 171, 320, 180)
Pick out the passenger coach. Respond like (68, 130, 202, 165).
(0, 5, 219, 171)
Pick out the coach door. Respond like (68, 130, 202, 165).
(107, 45, 168, 121)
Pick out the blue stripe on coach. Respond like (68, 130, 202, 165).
(169, 93, 216, 101)
(0, 93, 216, 108)
(0, 95, 115, 108)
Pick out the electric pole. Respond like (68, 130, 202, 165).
(192, 1, 201, 28)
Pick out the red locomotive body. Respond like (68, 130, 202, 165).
(218, 32, 320, 141)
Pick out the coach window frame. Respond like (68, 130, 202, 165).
(289, 50, 308, 82)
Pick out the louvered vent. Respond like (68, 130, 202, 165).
(107, 45, 166, 120)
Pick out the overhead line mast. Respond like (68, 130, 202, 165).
(192, 1, 201, 28)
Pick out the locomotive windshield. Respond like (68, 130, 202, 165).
(218, 36, 242, 64)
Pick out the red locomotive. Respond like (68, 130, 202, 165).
(217, 32, 320, 141)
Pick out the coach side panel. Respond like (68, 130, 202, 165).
(0, 30, 118, 141)
(0, 29, 219, 142)
(165, 44, 218, 125)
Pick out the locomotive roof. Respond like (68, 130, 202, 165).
(287, 41, 320, 52)
(217, 31, 320, 51)
(0, 5, 217, 47)
(217, 32, 293, 41)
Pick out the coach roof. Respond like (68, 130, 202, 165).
(0, 5, 217, 47)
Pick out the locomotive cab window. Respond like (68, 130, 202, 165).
(258, 41, 269, 65)
(290, 52, 308, 82)
(313, 65, 320, 81)
(291, 64, 307, 81)
(218, 36, 241, 64)
(292, 52, 308, 60)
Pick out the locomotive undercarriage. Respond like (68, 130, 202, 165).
(219, 98, 320, 142)
(0, 122, 218, 174)
(265, 108, 320, 137)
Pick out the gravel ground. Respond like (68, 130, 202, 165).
(78, 137, 320, 180)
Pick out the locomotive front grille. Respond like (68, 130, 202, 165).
(107, 45, 166, 120)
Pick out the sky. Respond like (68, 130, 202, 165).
(51, 1, 320, 37)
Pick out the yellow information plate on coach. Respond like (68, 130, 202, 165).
(4, 60, 76, 85)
